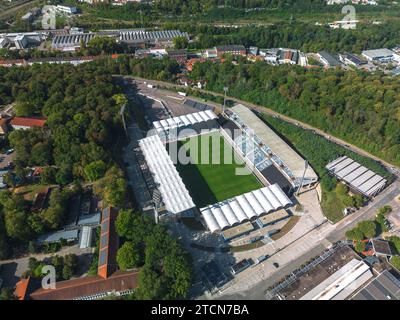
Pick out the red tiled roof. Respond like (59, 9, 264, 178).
(29, 270, 139, 300)
(14, 277, 31, 300)
(10, 117, 46, 128)
(98, 207, 119, 279)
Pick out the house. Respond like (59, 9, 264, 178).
(278, 48, 299, 65)
(56, 5, 77, 14)
(215, 45, 246, 58)
(204, 48, 217, 59)
(167, 49, 188, 64)
(259, 48, 279, 64)
(10, 117, 46, 130)
(0, 59, 26, 67)
(317, 51, 341, 68)
(371, 239, 395, 257)
(339, 53, 367, 67)
(0, 118, 9, 135)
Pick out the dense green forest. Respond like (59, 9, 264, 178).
(0, 63, 129, 258)
(115, 209, 192, 299)
(0, 63, 125, 183)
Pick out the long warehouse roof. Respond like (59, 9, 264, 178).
(300, 259, 373, 300)
(230, 104, 318, 181)
(326, 156, 387, 197)
(200, 184, 292, 232)
(139, 134, 195, 214)
(153, 110, 217, 134)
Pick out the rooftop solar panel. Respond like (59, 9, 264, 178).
(98, 250, 107, 266)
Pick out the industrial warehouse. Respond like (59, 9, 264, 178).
(325, 156, 387, 197)
(51, 29, 189, 51)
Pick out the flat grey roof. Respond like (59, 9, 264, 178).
(326, 156, 387, 197)
(352, 270, 400, 300)
(318, 51, 341, 66)
(37, 229, 78, 244)
(231, 104, 318, 180)
(362, 48, 394, 59)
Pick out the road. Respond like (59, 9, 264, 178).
(0, 0, 38, 20)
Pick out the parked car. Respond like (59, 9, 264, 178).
(5, 148, 14, 155)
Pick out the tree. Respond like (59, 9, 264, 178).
(357, 220, 377, 239)
(345, 228, 364, 241)
(84, 160, 107, 182)
(115, 209, 153, 245)
(40, 167, 57, 184)
(173, 36, 188, 49)
(354, 241, 366, 253)
(51, 255, 64, 280)
(135, 265, 163, 300)
(117, 241, 141, 271)
(63, 254, 78, 280)
(40, 188, 67, 229)
(94, 166, 127, 207)
(391, 256, 400, 271)
(0, 288, 16, 300)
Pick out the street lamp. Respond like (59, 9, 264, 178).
(223, 86, 228, 114)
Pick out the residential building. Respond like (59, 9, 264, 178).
(167, 49, 188, 64)
(10, 117, 47, 130)
(56, 5, 78, 14)
(259, 48, 279, 64)
(215, 45, 246, 57)
(339, 53, 367, 67)
(317, 50, 341, 67)
(278, 48, 299, 65)
(0, 118, 9, 135)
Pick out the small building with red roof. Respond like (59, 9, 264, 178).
(10, 117, 47, 130)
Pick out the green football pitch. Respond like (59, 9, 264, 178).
(174, 131, 262, 208)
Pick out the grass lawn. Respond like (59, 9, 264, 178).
(321, 189, 346, 223)
(175, 132, 262, 208)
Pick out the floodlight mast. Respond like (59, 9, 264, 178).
(223, 86, 228, 114)
(120, 104, 127, 136)
(296, 160, 309, 196)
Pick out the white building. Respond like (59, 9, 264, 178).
(56, 5, 77, 14)
(362, 48, 399, 63)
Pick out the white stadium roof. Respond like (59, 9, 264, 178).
(230, 104, 318, 181)
(153, 110, 218, 134)
(200, 184, 292, 232)
(139, 134, 196, 214)
(326, 156, 387, 197)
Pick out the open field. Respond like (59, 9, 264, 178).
(175, 131, 262, 208)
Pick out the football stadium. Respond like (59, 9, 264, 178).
(137, 103, 319, 237)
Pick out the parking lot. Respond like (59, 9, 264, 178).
(0, 149, 15, 170)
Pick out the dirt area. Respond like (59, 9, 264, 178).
(271, 216, 300, 241)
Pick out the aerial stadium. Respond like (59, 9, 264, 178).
(137, 102, 319, 237)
